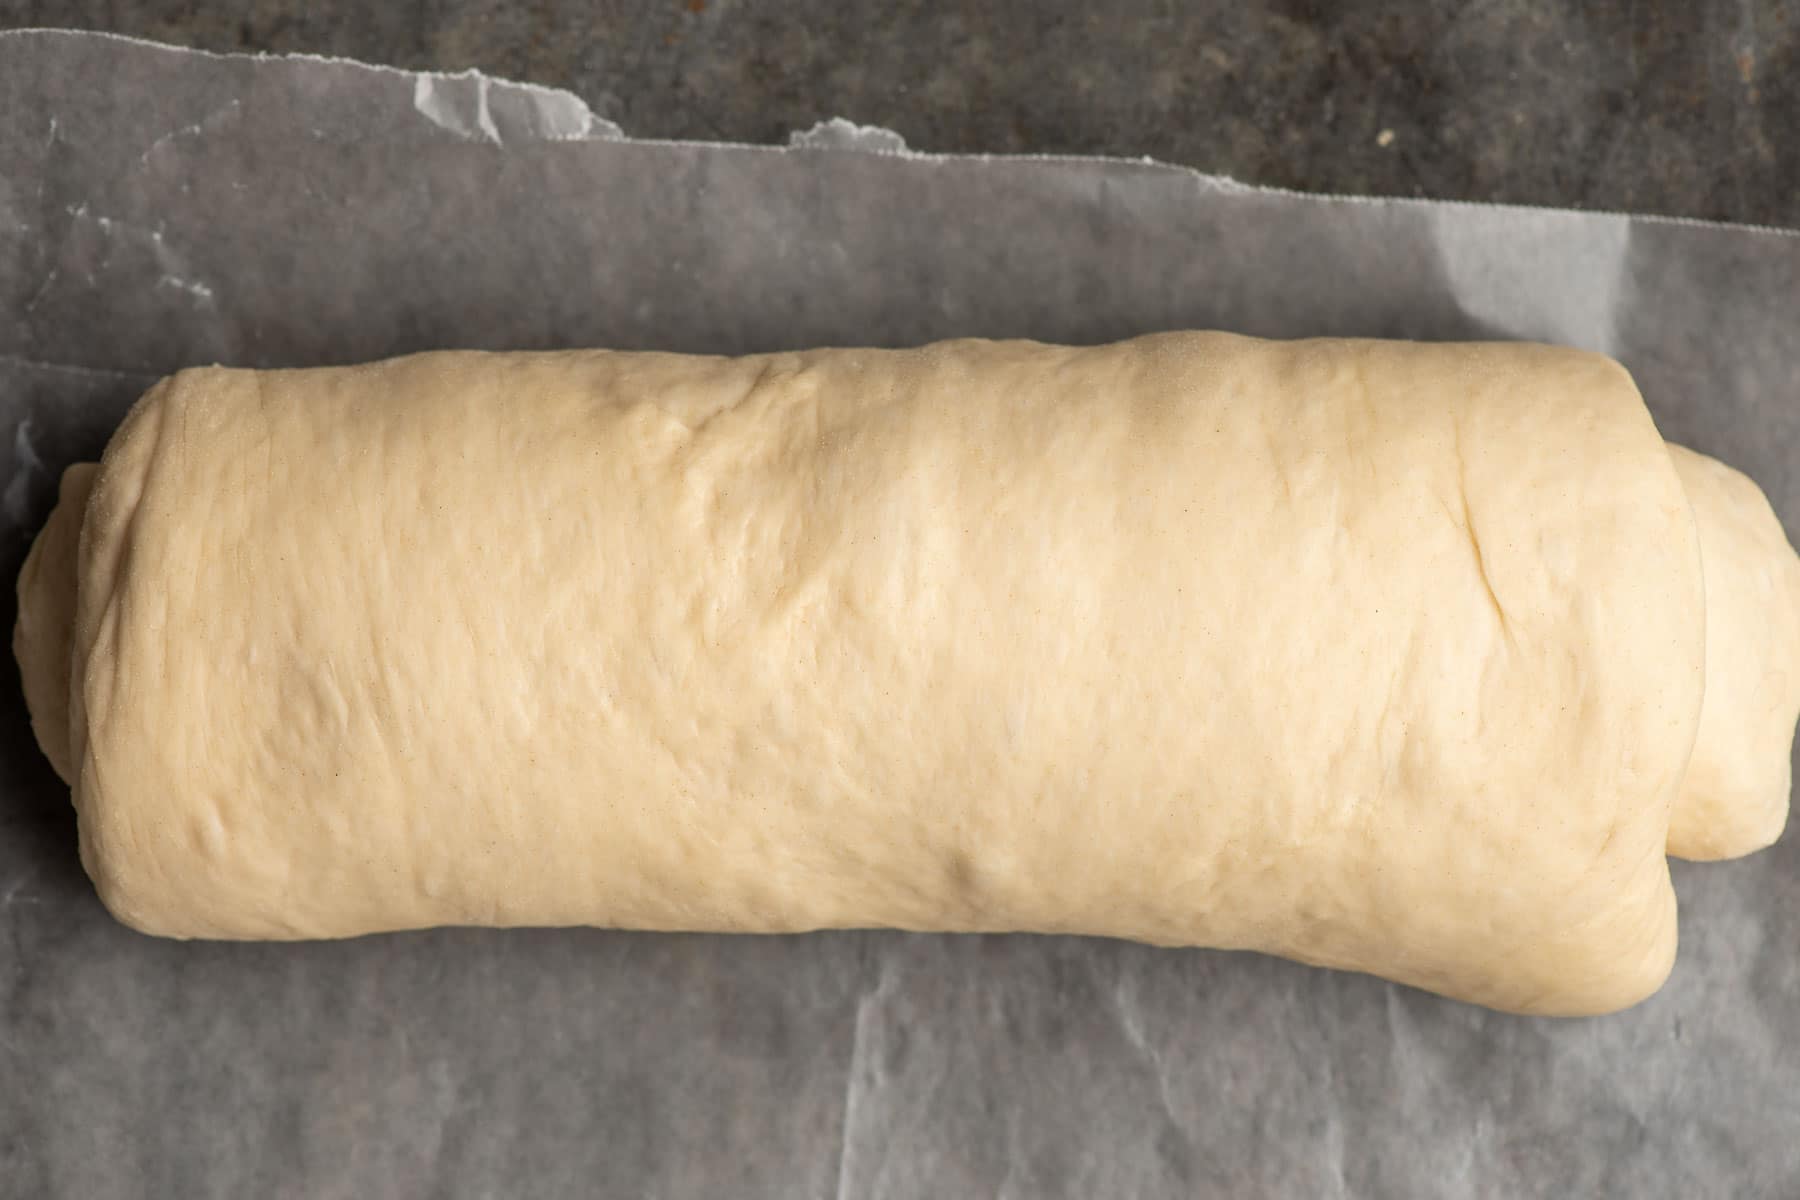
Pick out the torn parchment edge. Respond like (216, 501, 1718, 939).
(5, 27, 625, 144)
(5, 27, 1796, 241)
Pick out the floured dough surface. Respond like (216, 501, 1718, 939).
(15, 333, 1799, 1015)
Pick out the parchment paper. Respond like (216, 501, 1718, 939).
(2, 29, 1797, 1199)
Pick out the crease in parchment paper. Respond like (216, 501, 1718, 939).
(410, 69, 621, 144)
(5, 28, 625, 147)
(2, 415, 45, 525)
(1431, 206, 1632, 356)
(0, 352, 159, 382)
(57, 204, 219, 308)
(134, 97, 243, 167)
(830, 949, 898, 1200)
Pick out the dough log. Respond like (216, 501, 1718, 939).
(15, 334, 1800, 1016)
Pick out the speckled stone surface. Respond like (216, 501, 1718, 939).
(2, 0, 1795, 227)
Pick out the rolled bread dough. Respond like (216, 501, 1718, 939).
(15, 333, 1800, 1015)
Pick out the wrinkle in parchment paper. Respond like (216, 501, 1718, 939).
(2, 29, 1798, 1200)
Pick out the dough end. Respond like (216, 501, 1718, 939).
(1667, 445, 1800, 860)
(14, 461, 97, 785)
